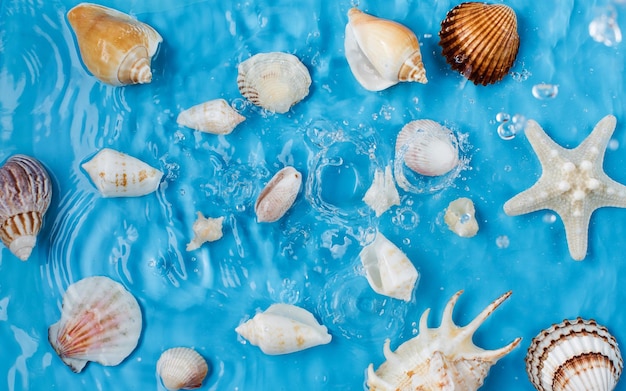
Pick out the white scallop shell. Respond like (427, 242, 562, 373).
(156, 347, 209, 391)
(367, 290, 521, 390)
(359, 231, 418, 302)
(396, 119, 459, 177)
(176, 99, 245, 135)
(362, 165, 400, 217)
(186, 212, 224, 251)
(235, 303, 332, 355)
(237, 52, 311, 113)
(344, 8, 427, 91)
(526, 317, 623, 391)
(444, 197, 479, 238)
(48, 276, 142, 373)
(254, 166, 302, 222)
(81, 148, 163, 197)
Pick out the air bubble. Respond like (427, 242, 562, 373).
(496, 235, 510, 249)
(543, 213, 557, 224)
(589, 7, 622, 47)
(532, 83, 559, 100)
(496, 112, 510, 123)
(497, 122, 517, 140)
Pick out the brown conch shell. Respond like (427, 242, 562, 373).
(0, 155, 52, 261)
(439, 2, 520, 85)
(67, 3, 163, 86)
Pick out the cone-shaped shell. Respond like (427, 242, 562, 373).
(177, 99, 245, 135)
(255, 166, 302, 223)
(67, 3, 162, 86)
(48, 276, 142, 373)
(526, 317, 623, 391)
(0, 155, 52, 261)
(237, 52, 311, 113)
(344, 8, 427, 91)
(157, 347, 209, 390)
(439, 2, 519, 85)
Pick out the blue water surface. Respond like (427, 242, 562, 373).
(1, 0, 626, 390)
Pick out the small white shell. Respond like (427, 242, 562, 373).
(362, 165, 400, 217)
(237, 52, 311, 113)
(255, 166, 302, 223)
(156, 347, 209, 391)
(81, 148, 163, 197)
(176, 99, 245, 135)
(444, 197, 479, 238)
(235, 303, 332, 355)
(186, 212, 224, 251)
(396, 119, 459, 177)
(359, 231, 418, 302)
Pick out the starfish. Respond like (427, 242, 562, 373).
(503, 115, 626, 260)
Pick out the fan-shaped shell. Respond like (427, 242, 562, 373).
(157, 347, 209, 390)
(0, 155, 52, 261)
(345, 8, 427, 91)
(439, 2, 520, 85)
(237, 52, 311, 113)
(67, 3, 162, 86)
(255, 166, 302, 223)
(48, 276, 142, 373)
(177, 99, 245, 135)
(367, 290, 521, 390)
(526, 317, 623, 391)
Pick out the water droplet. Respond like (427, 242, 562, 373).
(609, 139, 620, 150)
(589, 7, 622, 47)
(496, 235, 510, 249)
(497, 122, 517, 140)
(504, 165, 512, 172)
(542, 213, 557, 224)
(402, 237, 411, 245)
(510, 69, 532, 82)
(496, 112, 510, 123)
(532, 83, 559, 100)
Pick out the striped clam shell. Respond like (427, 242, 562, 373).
(0, 155, 52, 261)
(526, 317, 623, 391)
(157, 347, 209, 390)
(439, 2, 520, 85)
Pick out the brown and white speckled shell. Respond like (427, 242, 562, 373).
(439, 2, 520, 85)
(157, 347, 209, 390)
(0, 155, 52, 261)
(254, 166, 302, 223)
(526, 317, 623, 391)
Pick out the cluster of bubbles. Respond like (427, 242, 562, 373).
(495, 112, 527, 140)
(589, 6, 622, 47)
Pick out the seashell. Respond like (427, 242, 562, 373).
(344, 8, 427, 91)
(362, 165, 400, 217)
(255, 166, 302, 223)
(526, 317, 623, 391)
(235, 303, 332, 355)
(367, 290, 521, 390)
(81, 148, 163, 197)
(444, 197, 479, 238)
(0, 155, 52, 261)
(358, 231, 418, 302)
(439, 2, 520, 86)
(186, 212, 224, 251)
(395, 119, 459, 177)
(48, 276, 142, 373)
(67, 3, 163, 86)
(237, 52, 311, 113)
(156, 347, 209, 391)
(176, 99, 245, 135)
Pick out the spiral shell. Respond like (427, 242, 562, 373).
(67, 3, 163, 86)
(0, 155, 52, 261)
(237, 52, 311, 113)
(177, 99, 245, 135)
(255, 166, 302, 223)
(344, 8, 427, 91)
(157, 347, 209, 390)
(526, 317, 623, 391)
(439, 2, 520, 85)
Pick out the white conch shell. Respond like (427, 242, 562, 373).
(359, 231, 418, 302)
(81, 148, 163, 197)
(367, 290, 521, 391)
(255, 166, 302, 222)
(396, 119, 459, 177)
(362, 165, 400, 217)
(186, 212, 224, 251)
(0, 155, 52, 261)
(177, 99, 245, 135)
(444, 197, 479, 238)
(48, 276, 142, 373)
(235, 303, 332, 355)
(526, 317, 623, 391)
(67, 3, 162, 86)
(156, 347, 209, 391)
(237, 52, 312, 113)
(344, 8, 427, 91)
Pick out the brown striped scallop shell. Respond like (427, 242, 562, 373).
(439, 2, 520, 85)
(0, 155, 52, 261)
(526, 317, 623, 391)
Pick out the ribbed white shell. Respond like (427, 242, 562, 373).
(157, 347, 209, 390)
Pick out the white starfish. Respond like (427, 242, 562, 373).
(503, 115, 626, 260)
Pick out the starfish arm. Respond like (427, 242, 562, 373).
(524, 120, 567, 167)
(559, 209, 590, 261)
(576, 115, 616, 161)
(503, 182, 556, 215)
(593, 175, 626, 208)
